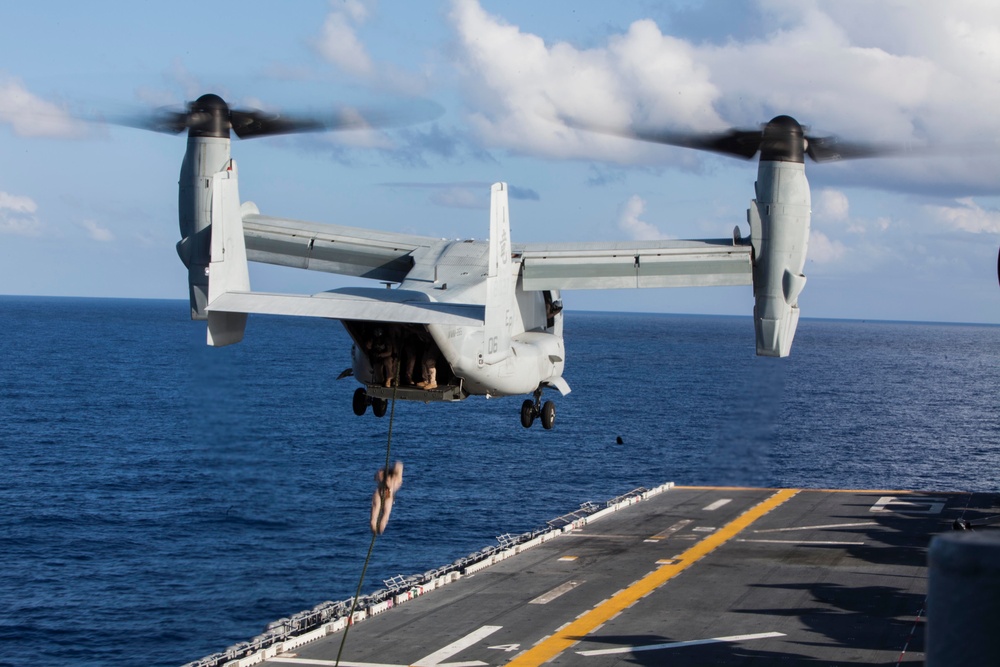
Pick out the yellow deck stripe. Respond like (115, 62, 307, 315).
(677, 485, 930, 494)
(504, 488, 799, 667)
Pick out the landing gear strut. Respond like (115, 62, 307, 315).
(520, 388, 555, 430)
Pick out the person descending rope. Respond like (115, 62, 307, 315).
(337, 381, 402, 667)
(370, 461, 404, 535)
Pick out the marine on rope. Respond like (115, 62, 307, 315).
(371, 461, 403, 535)
(336, 366, 403, 667)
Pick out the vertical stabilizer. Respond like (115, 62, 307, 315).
(483, 182, 514, 365)
(205, 159, 249, 346)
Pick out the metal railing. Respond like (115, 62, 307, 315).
(181, 485, 660, 667)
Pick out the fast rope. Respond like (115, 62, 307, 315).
(335, 372, 400, 667)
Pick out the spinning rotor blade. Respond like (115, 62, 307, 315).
(116, 93, 441, 139)
(567, 114, 903, 163)
(803, 135, 906, 162)
(562, 119, 762, 159)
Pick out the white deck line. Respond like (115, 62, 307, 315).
(183, 482, 676, 667)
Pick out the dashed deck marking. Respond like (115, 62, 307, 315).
(703, 499, 732, 511)
(503, 489, 799, 667)
(649, 519, 692, 542)
(529, 581, 582, 605)
(576, 631, 787, 656)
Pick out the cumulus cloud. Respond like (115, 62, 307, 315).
(0, 192, 37, 214)
(315, 0, 375, 77)
(449, 0, 723, 164)
(80, 219, 115, 242)
(447, 0, 1000, 194)
(617, 195, 665, 240)
(814, 188, 850, 221)
(926, 197, 1000, 234)
(0, 76, 87, 138)
(808, 229, 847, 264)
(0, 191, 41, 236)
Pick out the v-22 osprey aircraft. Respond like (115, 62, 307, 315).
(145, 94, 892, 430)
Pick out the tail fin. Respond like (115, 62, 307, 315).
(483, 182, 514, 365)
(205, 159, 250, 346)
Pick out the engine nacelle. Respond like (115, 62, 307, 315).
(748, 159, 811, 357)
(176, 135, 231, 319)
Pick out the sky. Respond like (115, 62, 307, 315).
(2, 0, 1000, 324)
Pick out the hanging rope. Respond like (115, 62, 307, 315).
(335, 369, 401, 667)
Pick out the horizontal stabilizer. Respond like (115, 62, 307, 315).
(207, 287, 485, 326)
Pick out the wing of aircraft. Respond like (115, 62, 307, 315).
(242, 209, 433, 283)
(242, 207, 751, 294)
(515, 238, 752, 291)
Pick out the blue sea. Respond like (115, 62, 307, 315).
(2, 295, 998, 667)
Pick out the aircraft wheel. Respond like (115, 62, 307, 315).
(352, 388, 368, 416)
(541, 400, 556, 430)
(520, 399, 535, 428)
(372, 397, 388, 418)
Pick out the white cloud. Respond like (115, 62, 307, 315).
(617, 195, 665, 240)
(0, 192, 37, 214)
(0, 191, 42, 236)
(315, 0, 375, 78)
(814, 188, 849, 221)
(80, 219, 115, 242)
(808, 229, 846, 264)
(0, 75, 87, 138)
(449, 0, 722, 163)
(447, 0, 1000, 193)
(926, 197, 1000, 234)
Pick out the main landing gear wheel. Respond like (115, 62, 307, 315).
(540, 400, 555, 430)
(520, 399, 536, 428)
(372, 397, 388, 418)
(353, 387, 368, 416)
(519, 389, 556, 430)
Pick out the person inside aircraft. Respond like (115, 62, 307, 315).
(543, 291, 563, 329)
(401, 331, 421, 386)
(367, 327, 397, 387)
(417, 350, 437, 390)
(370, 461, 404, 535)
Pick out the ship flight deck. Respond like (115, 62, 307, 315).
(191, 485, 999, 667)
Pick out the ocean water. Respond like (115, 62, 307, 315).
(2, 295, 998, 667)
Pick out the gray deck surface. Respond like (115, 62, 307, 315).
(258, 486, 997, 666)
